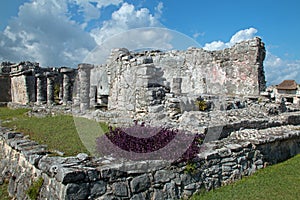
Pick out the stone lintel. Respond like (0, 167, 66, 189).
(35, 73, 45, 78)
(45, 72, 56, 78)
(60, 67, 74, 74)
(78, 63, 93, 70)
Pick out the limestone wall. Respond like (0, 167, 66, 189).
(1, 122, 299, 200)
(89, 37, 266, 113)
(10, 74, 36, 104)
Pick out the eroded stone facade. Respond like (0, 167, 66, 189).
(0, 61, 76, 105)
(87, 37, 266, 114)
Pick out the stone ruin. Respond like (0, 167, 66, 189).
(87, 37, 266, 113)
(0, 61, 76, 106)
(1, 37, 300, 199)
(0, 37, 267, 129)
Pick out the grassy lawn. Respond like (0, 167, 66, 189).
(0, 107, 108, 156)
(191, 154, 300, 200)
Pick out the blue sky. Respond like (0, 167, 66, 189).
(0, 0, 299, 85)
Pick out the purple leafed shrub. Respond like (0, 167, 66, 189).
(95, 121, 205, 162)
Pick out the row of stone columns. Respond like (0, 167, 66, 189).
(34, 63, 93, 111)
(35, 68, 74, 105)
(36, 73, 56, 104)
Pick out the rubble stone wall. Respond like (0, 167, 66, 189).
(90, 37, 266, 113)
(1, 123, 299, 200)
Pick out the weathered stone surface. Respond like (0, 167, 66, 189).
(90, 181, 107, 198)
(78, 63, 93, 111)
(93, 37, 266, 115)
(65, 183, 90, 200)
(46, 72, 56, 104)
(112, 182, 129, 197)
(36, 73, 47, 104)
(154, 170, 175, 183)
(55, 168, 86, 184)
(130, 174, 151, 194)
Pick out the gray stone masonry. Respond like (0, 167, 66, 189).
(88, 37, 266, 114)
(35, 73, 46, 104)
(78, 63, 93, 112)
(46, 72, 56, 104)
(61, 68, 74, 105)
(0, 61, 76, 106)
(1, 108, 300, 199)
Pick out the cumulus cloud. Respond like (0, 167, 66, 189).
(0, 0, 162, 67)
(264, 52, 300, 85)
(203, 27, 258, 50)
(90, 2, 162, 45)
(0, 0, 166, 66)
(85, 27, 201, 65)
(0, 0, 98, 67)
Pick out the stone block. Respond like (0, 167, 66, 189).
(130, 174, 150, 194)
(65, 183, 89, 200)
(112, 182, 129, 197)
(55, 168, 86, 184)
(90, 181, 107, 198)
(148, 105, 164, 113)
(154, 170, 175, 183)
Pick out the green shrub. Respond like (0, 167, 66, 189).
(184, 161, 197, 174)
(195, 100, 207, 111)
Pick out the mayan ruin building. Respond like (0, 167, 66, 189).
(1, 37, 266, 112)
(1, 38, 300, 200)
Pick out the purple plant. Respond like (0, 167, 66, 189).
(95, 122, 205, 162)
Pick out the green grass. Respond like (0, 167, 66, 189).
(26, 177, 44, 200)
(0, 107, 108, 156)
(0, 182, 11, 200)
(0, 107, 29, 122)
(190, 154, 300, 200)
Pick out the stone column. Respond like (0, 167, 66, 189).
(90, 85, 97, 108)
(46, 72, 55, 105)
(78, 63, 93, 112)
(172, 77, 182, 96)
(59, 76, 63, 103)
(35, 73, 46, 104)
(61, 68, 74, 105)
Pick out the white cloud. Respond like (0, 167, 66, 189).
(155, 2, 164, 18)
(0, 0, 166, 67)
(0, 0, 96, 67)
(264, 52, 300, 85)
(90, 2, 162, 45)
(192, 32, 205, 39)
(70, 0, 123, 22)
(95, 0, 123, 8)
(203, 27, 258, 51)
(229, 28, 257, 45)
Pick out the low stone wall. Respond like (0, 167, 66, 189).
(1, 124, 300, 200)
